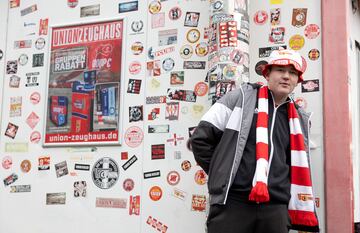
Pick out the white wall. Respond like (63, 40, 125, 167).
(348, 0, 360, 223)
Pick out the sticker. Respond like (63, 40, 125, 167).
(174, 151, 182, 160)
(270, 8, 281, 26)
(9, 75, 20, 88)
(295, 97, 308, 110)
(122, 155, 138, 171)
(191, 104, 205, 119)
(259, 45, 286, 58)
(149, 0, 161, 14)
(67, 0, 78, 8)
(127, 79, 142, 94)
(253, 10, 268, 25)
(194, 82, 208, 96)
(231, 50, 245, 65)
(148, 125, 170, 133)
(39, 18, 49, 35)
(10, 185, 31, 193)
(195, 170, 207, 185)
(305, 24, 320, 39)
(149, 186, 162, 201)
(269, 27, 285, 44)
(167, 88, 196, 102)
(270, 0, 283, 4)
(211, 1, 223, 12)
(55, 161, 69, 178)
(292, 8, 307, 27)
(131, 20, 144, 34)
(219, 21, 238, 48)
(96, 198, 127, 208)
(118, 1, 138, 13)
(159, 29, 177, 46)
(152, 13, 165, 28)
(131, 42, 144, 55)
(74, 181, 87, 197)
(165, 102, 179, 120)
(92, 157, 119, 189)
(191, 195, 206, 212)
(181, 160, 191, 171)
(301, 56, 307, 73)
(46, 192, 66, 205)
(20, 4, 37, 16)
(173, 187, 186, 200)
(80, 4, 100, 17)
(289, 34, 305, 50)
(144, 170, 161, 179)
(151, 144, 165, 160)
(30, 131, 41, 143)
(186, 29, 200, 43)
(129, 195, 141, 215)
(169, 7, 182, 20)
(184, 12, 200, 27)
(162, 57, 175, 72)
(4, 173, 18, 186)
(148, 108, 160, 120)
(5, 122, 19, 139)
(180, 44, 193, 59)
(38, 156, 50, 170)
(301, 79, 320, 93)
(155, 46, 175, 57)
(20, 159, 31, 173)
(308, 49, 320, 61)
(170, 71, 184, 85)
(146, 216, 168, 233)
(2, 156, 13, 169)
(146, 96, 167, 104)
(9, 96, 22, 117)
(223, 64, 240, 80)
(35, 38, 46, 50)
(124, 126, 144, 147)
(74, 163, 90, 171)
(10, 0, 20, 8)
(30, 92, 41, 104)
(18, 54, 29, 66)
(195, 42, 208, 57)
(129, 105, 143, 122)
(121, 152, 128, 160)
(26, 112, 40, 129)
(32, 53, 44, 67)
(14, 40, 32, 49)
(25, 72, 39, 87)
(183, 61, 206, 69)
(129, 61, 142, 75)
(6, 60, 18, 74)
(167, 171, 180, 185)
(123, 178, 135, 192)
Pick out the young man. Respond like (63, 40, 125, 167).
(191, 49, 319, 233)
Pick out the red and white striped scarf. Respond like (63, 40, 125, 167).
(249, 86, 318, 229)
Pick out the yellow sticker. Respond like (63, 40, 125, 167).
(270, 0, 283, 4)
(289, 34, 305, 51)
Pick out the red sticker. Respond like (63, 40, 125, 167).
(30, 92, 41, 104)
(194, 82, 209, 96)
(30, 131, 41, 143)
(167, 171, 180, 186)
(149, 186, 163, 201)
(253, 10, 268, 25)
(304, 24, 320, 39)
(123, 178, 135, 192)
(194, 170, 207, 185)
(124, 126, 144, 148)
(129, 61, 142, 75)
(2, 156, 12, 169)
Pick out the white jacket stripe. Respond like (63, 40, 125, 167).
(201, 102, 232, 131)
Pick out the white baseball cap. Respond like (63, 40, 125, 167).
(262, 49, 304, 82)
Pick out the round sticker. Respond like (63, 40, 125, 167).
(2, 156, 12, 169)
(212, 0, 224, 12)
(181, 160, 191, 171)
(289, 34, 305, 51)
(169, 7, 182, 20)
(186, 29, 200, 43)
(35, 38, 46, 50)
(149, 0, 161, 14)
(149, 186, 163, 201)
(195, 42, 208, 57)
(92, 157, 119, 189)
(131, 42, 144, 55)
(305, 24, 320, 39)
(67, 0, 78, 8)
(194, 170, 207, 185)
(124, 126, 144, 148)
(131, 20, 144, 33)
(30, 92, 41, 104)
(308, 49, 320, 61)
(301, 56, 307, 73)
(30, 131, 41, 143)
(123, 178, 135, 192)
(194, 82, 209, 96)
(20, 159, 32, 173)
(18, 54, 28, 66)
(253, 10, 268, 25)
(162, 58, 175, 72)
(148, 47, 154, 60)
(129, 61, 142, 75)
(231, 50, 245, 65)
(167, 171, 180, 186)
(0, 49, 3, 60)
(223, 64, 239, 80)
(295, 97, 308, 110)
(255, 60, 268, 76)
(180, 44, 193, 59)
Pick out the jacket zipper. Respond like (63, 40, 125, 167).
(222, 86, 245, 204)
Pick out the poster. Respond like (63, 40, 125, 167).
(44, 20, 124, 146)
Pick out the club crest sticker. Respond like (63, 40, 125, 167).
(92, 157, 119, 189)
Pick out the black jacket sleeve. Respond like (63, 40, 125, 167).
(190, 121, 223, 174)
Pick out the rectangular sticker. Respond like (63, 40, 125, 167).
(80, 4, 100, 17)
(74, 163, 90, 171)
(55, 161, 69, 177)
(10, 185, 31, 193)
(148, 124, 170, 133)
(20, 4, 37, 16)
(119, 1, 138, 13)
(144, 170, 161, 179)
(46, 192, 66, 205)
(122, 155, 138, 171)
(96, 197, 127, 208)
(151, 144, 165, 160)
(158, 29, 177, 46)
(183, 61, 206, 69)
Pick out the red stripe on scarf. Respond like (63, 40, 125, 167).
(257, 112, 268, 128)
(291, 166, 312, 186)
(256, 142, 268, 160)
(290, 134, 306, 151)
(258, 87, 268, 98)
(288, 210, 319, 227)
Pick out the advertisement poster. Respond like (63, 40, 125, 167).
(44, 20, 123, 146)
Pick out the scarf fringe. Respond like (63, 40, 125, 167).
(288, 209, 318, 227)
(249, 181, 270, 202)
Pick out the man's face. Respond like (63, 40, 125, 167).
(265, 65, 299, 101)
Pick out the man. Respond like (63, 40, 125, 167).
(191, 49, 319, 233)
